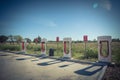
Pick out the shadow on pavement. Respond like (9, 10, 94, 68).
(59, 65, 69, 68)
(0, 54, 9, 56)
(37, 60, 65, 66)
(16, 57, 32, 61)
(74, 62, 108, 76)
(59, 63, 74, 68)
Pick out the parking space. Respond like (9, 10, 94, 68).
(0, 51, 107, 80)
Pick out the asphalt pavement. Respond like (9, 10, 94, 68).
(0, 51, 107, 80)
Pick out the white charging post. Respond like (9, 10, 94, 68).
(41, 38, 47, 55)
(63, 38, 72, 58)
(97, 36, 112, 62)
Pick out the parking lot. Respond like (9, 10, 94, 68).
(0, 51, 107, 80)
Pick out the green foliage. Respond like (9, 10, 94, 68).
(113, 49, 120, 64)
(14, 35, 23, 43)
(26, 44, 41, 54)
(0, 44, 20, 51)
(37, 36, 41, 43)
(26, 44, 34, 50)
(25, 38, 32, 44)
(86, 48, 98, 58)
(112, 42, 120, 64)
(0, 35, 8, 43)
(34, 46, 41, 51)
(8, 35, 14, 44)
(33, 36, 41, 44)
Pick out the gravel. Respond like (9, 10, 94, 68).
(102, 64, 120, 80)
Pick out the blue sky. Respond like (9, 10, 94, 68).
(0, 0, 120, 41)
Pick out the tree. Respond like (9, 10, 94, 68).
(0, 35, 8, 43)
(33, 36, 41, 44)
(33, 38, 38, 44)
(25, 38, 31, 44)
(37, 36, 41, 43)
(8, 35, 14, 44)
(14, 35, 23, 44)
(93, 39, 97, 42)
(112, 38, 120, 42)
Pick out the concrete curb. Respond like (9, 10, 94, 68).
(97, 65, 108, 80)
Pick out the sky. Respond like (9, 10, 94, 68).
(0, 0, 120, 41)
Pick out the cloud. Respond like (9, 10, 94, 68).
(93, 0, 112, 11)
(100, 0, 112, 11)
(47, 21, 57, 27)
(93, 3, 99, 9)
(34, 19, 57, 27)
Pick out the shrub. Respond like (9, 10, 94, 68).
(0, 44, 20, 51)
(111, 42, 120, 64)
(86, 48, 98, 58)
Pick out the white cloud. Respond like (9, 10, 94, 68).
(100, 0, 112, 11)
(93, 0, 112, 11)
(47, 21, 57, 27)
(34, 18, 57, 27)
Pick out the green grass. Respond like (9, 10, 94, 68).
(0, 43, 21, 51)
(111, 42, 120, 64)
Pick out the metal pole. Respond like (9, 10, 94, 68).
(57, 42, 58, 56)
(85, 42, 86, 59)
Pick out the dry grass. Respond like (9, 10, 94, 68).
(0, 42, 120, 62)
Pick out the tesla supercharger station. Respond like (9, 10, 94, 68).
(21, 40, 27, 53)
(63, 38, 72, 58)
(41, 38, 47, 55)
(97, 36, 112, 62)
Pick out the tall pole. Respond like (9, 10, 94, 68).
(85, 42, 87, 58)
(57, 42, 58, 55)
(83, 35, 88, 59)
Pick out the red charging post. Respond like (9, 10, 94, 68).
(64, 41, 66, 54)
(22, 41, 24, 50)
(56, 37, 59, 54)
(41, 42, 45, 52)
(83, 35, 88, 58)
